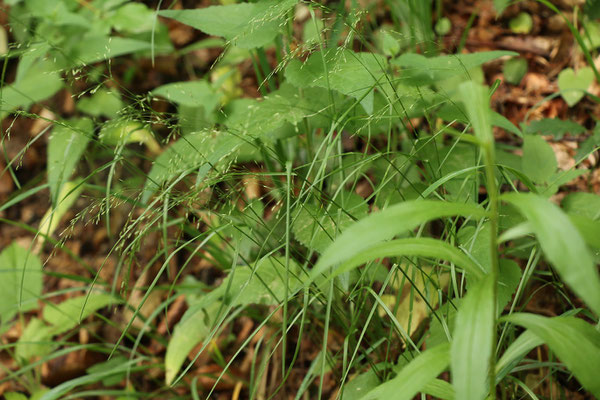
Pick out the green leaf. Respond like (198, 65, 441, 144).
(99, 120, 160, 153)
(165, 257, 301, 384)
(458, 81, 493, 146)
(43, 292, 118, 335)
(38, 179, 83, 239)
(451, 275, 495, 400)
(334, 238, 486, 281)
(47, 118, 92, 204)
(292, 192, 367, 253)
(16, 317, 54, 361)
(285, 49, 388, 113)
(141, 130, 244, 203)
(342, 369, 381, 400)
(562, 192, 600, 220)
(362, 343, 450, 400)
(109, 3, 154, 34)
(568, 214, 600, 249)
(310, 200, 487, 282)
(0, 58, 63, 118)
(523, 118, 585, 140)
(76, 89, 123, 119)
(557, 67, 594, 107)
(71, 36, 153, 65)
(0, 243, 43, 328)
(509, 12, 533, 34)
(521, 135, 557, 184)
(502, 193, 600, 315)
(159, 0, 297, 49)
(503, 57, 527, 85)
(504, 313, 600, 396)
(392, 51, 517, 86)
(495, 330, 543, 382)
(151, 81, 220, 110)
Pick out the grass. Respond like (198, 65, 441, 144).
(0, 0, 600, 399)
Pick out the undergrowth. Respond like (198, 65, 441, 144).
(1, 0, 600, 399)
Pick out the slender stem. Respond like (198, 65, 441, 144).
(482, 142, 499, 399)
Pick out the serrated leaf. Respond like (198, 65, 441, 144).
(502, 193, 600, 315)
(393, 51, 517, 86)
(141, 130, 244, 203)
(451, 274, 495, 400)
(521, 135, 557, 184)
(362, 343, 450, 400)
(0, 58, 63, 118)
(0, 242, 43, 328)
(43, 292, 119, 335)
(71, 35, 153, 65)
(76, 89, 123, 119)
(309, 200, 487, 283)
(285, 49, 388, 113)
(165, 256, 300, 384)
(292, 192, 367, 253)
(152, 80, 220, 109)
(16, 317, 54, 360)
(159, 0, 296, 49)
(504, 313, 600, 396)
(523, 118, 585, 140)
(47, 118, 92, 204)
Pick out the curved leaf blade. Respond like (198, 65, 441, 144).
(362, 343, 450, 400)
(310, 200, 487, 282)
(451, 274, 495, 400)
(502, 193, 600, 315)
(504, 313, 600, 396)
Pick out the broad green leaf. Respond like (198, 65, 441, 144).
(509, 12, 533, 34)
(165, 301, 220, 385)
(4, 393, 28, 400)
(224, 83, 314, 138)
(451, 275, 495, 400)
(422, 379, 455, 400)
(109, 3, 154, 34)
(392, 51, 517, 86)
(521, 135, 557, 184)
(38, 179, 83, 239)
(285, 49, 388, 113)
(165, 256, 301, 384)
(504, 313, 600, 396)
(362, 343, 450, 400)
(495, 330, 542, 382)
(47, 118, 92, 203)
(76, 89, 123, 119)
(292, 192, 367, 253)
(16, 317, 54, 360)
(310, 200, 486, 282)
(334, 238, 485, 281)
(502, 193, 600, 315)
(0, 58, 63, 118)
(99, 120, 160, 153)
(568, 214, 600, 249)
(458, 81, 493, 146)
(152, 80, 220, 110)
(343, 369, 380, 400)
(141, 130, 244, 203)
(557, 67, 594, 107)
(43, 292, 118, 335)
(0, 242, 43, 328)
(503, 57, 527, 85)
(562, 192, 600, 220)
(159, 0, 297, 49)
(71, 36, 153, 65)
(523, 118, 585, 140)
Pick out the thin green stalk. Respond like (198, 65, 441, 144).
(482, 142, 500, 399)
